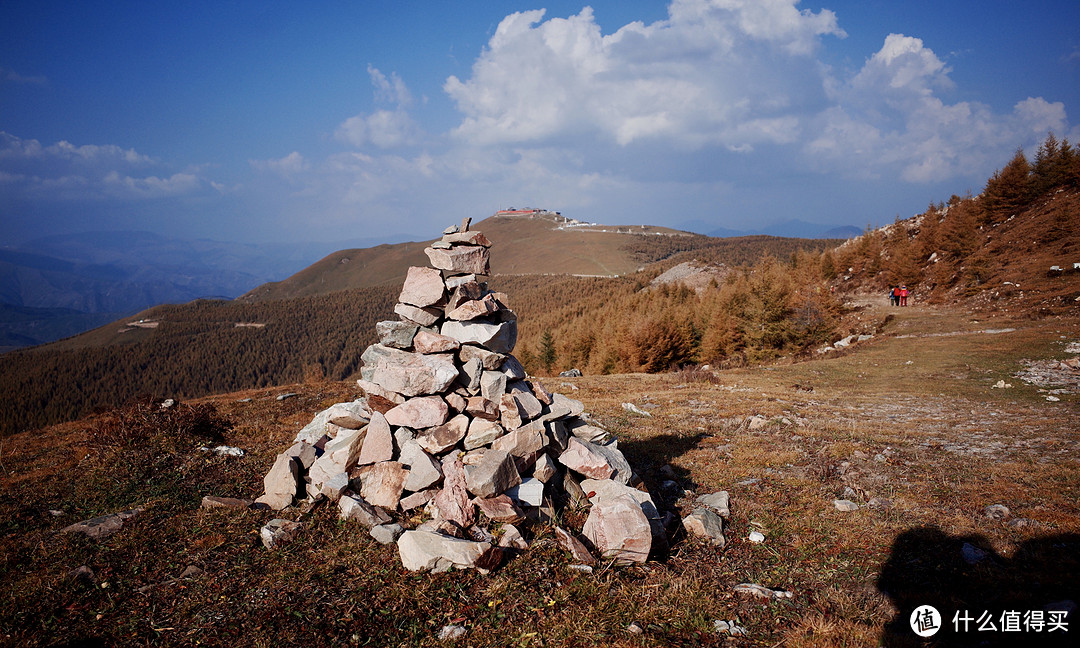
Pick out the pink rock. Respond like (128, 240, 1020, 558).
(357, 461, 408, 509)
(582, 494, 652, 564)
(412, 329, 460, 354)
(433, 455, 475, 528)
(558, 437, 614, 480)
(445, 296, 499, 321)
(416, 414, 469, 455)
(385, 396, 449, 429)
(361, 345, 458, 397)
(473, 495, 524, 523)
(441, 231, 492, 247)
(491, 425, 544, 458)
(394, 302, 443, 327)
(555, 526, 596, 564)
(357, 411, 393, 466)
(398, 266, 446, 308)
(424, 245, 490, 275)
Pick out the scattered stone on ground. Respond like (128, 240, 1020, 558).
(438, 625, 467, 641)
(621, 402, 651, 417)
(748, 530, 765, 544)
(61, 508, 144, 539)
(985, 504, 1011, 520)
(713, 620, 748, 636)
(733, 583, 794, 599)
(260, 519, 302, 549)
(833, 499, 860, 512)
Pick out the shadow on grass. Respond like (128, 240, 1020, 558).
(616, 432, 709, 490)
(877, 526, 1078, 647)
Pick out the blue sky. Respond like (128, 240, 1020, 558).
(2, 0, 1078, 246)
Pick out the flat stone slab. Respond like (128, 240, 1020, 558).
(397, 529, 501, 572)
(582, 494, 651, 564)
(62, 508, 144, 539)
(385, 395, 449, 429)
(361, 345, 458, 397)
(398, 266, 446, 308)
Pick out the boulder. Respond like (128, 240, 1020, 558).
(393, 302, 442, 327)
(339, 494, 392, 527)
(446, 296, 500, 321)
(433, 455, 475, 527)
(397, 530, 501, 572)
(491, 425, 544, 458)
(458, 344, 505, 370)
(308, 428, 365, 488)
(200, 496, 252, 510)
(385, 396, 449, 429)
(399, 441, 444, 492)
(559, 438, 631, 483)
(356, 379, 405, 409)
(361, 345, 458, 397)
(283, 441, 317, 469)
(506, 478, 544, 508)
(697, 491, 730, 518)
(683, 508, 726, 547)
(325, 401, 372, 429)
(398, 266, 446, 308)
(463, 448, 521, 498)
(415, 414, 469, 454)
(441, 231, 492, 247)
(412, 329, 461, 354)
(473, 495, 524, 523)
(356, 411, 393, 466)
(532, 452, 558, 482)
(370, 523, 406, 545)
(582, 494, 652, 564)
(465, 396, 500, 421)
(555, 526, 595, 564)
(424, 245, 490, 276)
(376, 320, 419, 349)
(463, 417, 504, 451)
(441, 319, 517, 355)
(499, 393, 525, 429)
(480, 371, 507, 402)
(62, 508, 144, 539)
(357, 461, 408, 509)
(259, 454, 300, 510)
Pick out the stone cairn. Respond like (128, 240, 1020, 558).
(253, 219, 728, 570)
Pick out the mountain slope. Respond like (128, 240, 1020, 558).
(241, 212, 703, 301)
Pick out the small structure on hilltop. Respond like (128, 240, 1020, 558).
(249, 219, 731, 571)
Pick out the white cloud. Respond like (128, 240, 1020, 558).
(804, 34, 1071, 183)
(444, 1, 843, 148)
(249, 151, 310, 177)
(336, 66, 422, 150)
(0, 131, 212, 201)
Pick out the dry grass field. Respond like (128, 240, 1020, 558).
(2, 295, 1077, 647)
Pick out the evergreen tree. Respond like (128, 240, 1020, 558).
(981, 147, 1032, 224)
(538, 330, 557, 374)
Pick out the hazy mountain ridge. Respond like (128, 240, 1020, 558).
(0, 231, 414, 349)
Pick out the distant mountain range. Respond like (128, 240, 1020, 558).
(0, 230, 414, 349)
(676, 218, 863, 240)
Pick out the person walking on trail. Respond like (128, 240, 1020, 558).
(900, 285, 909, 306)
(891, 285, 902, 306)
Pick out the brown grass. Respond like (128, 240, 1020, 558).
(1, 297, 1077, 646)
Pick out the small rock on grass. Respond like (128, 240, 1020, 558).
(438, 625, 467, 641)
(833, 499, 859, 512)
(733, 583, 794, 599)
(370, 523, 405, 545)
(984, 504, 1010, 520)
(260, 519, 302, 549)
(748, 530, 765, 544)
(714, 620, 748, 636)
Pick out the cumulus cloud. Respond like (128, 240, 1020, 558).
(444, 1, 843, 148)
(803, 34, 1072, 183)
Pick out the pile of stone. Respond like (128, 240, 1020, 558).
(252, 220, 694, 571)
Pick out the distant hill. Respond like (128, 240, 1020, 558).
(673, 218, 862, 239)
(0, 231, 414, 350)
(240, 212, 702, 302)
